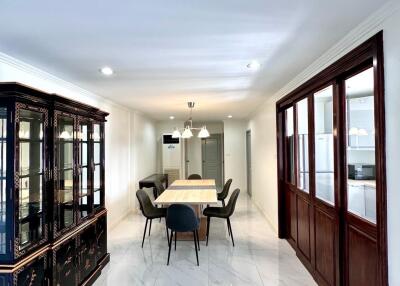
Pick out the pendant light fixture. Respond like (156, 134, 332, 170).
(171, 102, 210, 139)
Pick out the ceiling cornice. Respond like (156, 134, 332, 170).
(0, 51, 132, 113)
(247, 1, 400, 119)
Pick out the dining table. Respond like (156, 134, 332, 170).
(154, 179, 218, 240)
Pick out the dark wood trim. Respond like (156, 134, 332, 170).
(276, 32, 387, 286)
(372, 32, 388, 286)
(0, 82, 109, 120)
(81, 253, 110, 286)
(276, 111, 285, 238)
(276, 35, 378, 111)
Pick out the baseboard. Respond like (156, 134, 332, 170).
(251, 198, 279, 234)
(108, 210, 132, 230)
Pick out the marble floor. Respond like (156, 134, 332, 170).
(94, 194, 316, 286)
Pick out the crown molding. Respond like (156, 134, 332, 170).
(0, 51, 132, 113)
(248, 1, 400, 119)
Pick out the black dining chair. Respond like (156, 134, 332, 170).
(188, 174, 202, 180)
(203, 189, 240, 247)
(218, 179, 232, 207)
(154, 180, 166, 198)
(166, 204, 200, 266)
(136, 189, 169, 248)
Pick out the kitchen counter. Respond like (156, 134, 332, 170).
(348, 179, 376, 188)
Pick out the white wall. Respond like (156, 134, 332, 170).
(247, 2, 400, 284)
(130, 111, 157, 210)
(223, 120, 247, 193)
(247, 103, 279, 231)
(0, 53, 157, 228)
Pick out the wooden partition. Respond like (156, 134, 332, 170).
(276, 32, 387, 286)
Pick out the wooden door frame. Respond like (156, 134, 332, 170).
(276, 32, 387, 286)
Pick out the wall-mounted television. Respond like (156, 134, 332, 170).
(163, 134, 179, 144)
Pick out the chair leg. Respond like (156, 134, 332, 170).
(196, 229, 200, 251)
(142, 218, 148, 248)
(148, 219, 152, 236)
(226, 219, 231, 237)
(165, 221, 169, 245)
(206, 217, 210, 246)
(193, 231, 199, 266)
(167, 230, 173, 265)
(175, 231, 177, 251)
(227, 218, 235, 247)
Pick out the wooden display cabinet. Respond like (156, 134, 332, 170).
(0, 83, 109, 285)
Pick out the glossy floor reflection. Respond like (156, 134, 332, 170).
(94, 194, 316, 286)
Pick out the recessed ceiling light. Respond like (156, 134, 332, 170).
(169, 116, 175, 120)
(247, 61, 261, 70)
(227, 115, 233, 119)
(99, 66, 114, 76)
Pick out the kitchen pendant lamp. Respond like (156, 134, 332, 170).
(198, 126, 210, 138)
(171, 102, 210, 139)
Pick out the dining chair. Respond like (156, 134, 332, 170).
(188, 174, 202, 180)
(154, 180, 166, 197)
(218, 179, 233, 207)
(166, 204, 200, 266)
(203, 188, 240, 247)
(136, 189, 169, 248)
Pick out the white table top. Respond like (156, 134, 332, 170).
(154, 179, 218, 205)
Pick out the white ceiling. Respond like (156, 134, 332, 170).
(0, 0, 388, 121)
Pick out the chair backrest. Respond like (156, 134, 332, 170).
(166, 204, 199, 232)
(154, 180, 165, 197)
(219, 178, 232, 200)
(188, 174, 202, 180)
(136, 189, 157, 218)
(225, 189, 240, 217)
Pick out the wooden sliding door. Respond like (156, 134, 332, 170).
(276, 32, 387, 286)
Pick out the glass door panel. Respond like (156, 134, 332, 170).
(296, 98, 309, 193)
(314, 86, 335, 205)
(285, 108, 295, 185)
(0, 108, 7, 254)
(55, 115, 75, 233)
(18, 109, 46, 249)
(78, 121, 91, 220)
(92, 123, 102, 210)
(345, 67, 376, 223)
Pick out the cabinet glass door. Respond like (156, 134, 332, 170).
(17, 107, 47, 250)
(0, 107, 7, 255)
(78, 119, 91, 221)
(296, 98, 310, 193)
(314, 86, 335, 205)
(55, 113, 75, 235)
(345, 67, 376, 223)
(92, 123, 103, 210)
(285, 107, 295, 185)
